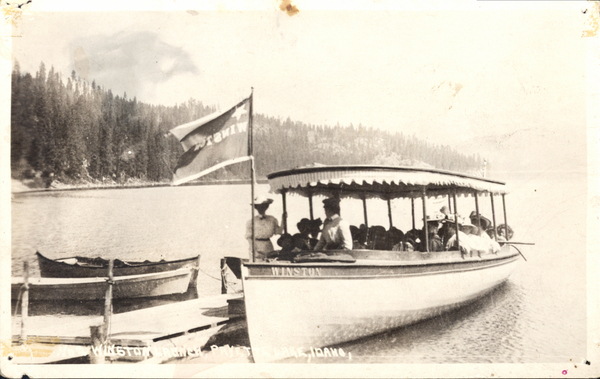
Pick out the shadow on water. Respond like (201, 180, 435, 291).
(279, 280, 524, 364)
(11, 287, 199, 316)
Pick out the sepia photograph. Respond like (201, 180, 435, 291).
(1, 0, 598, 377)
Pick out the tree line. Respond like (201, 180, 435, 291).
(10, 62, 486, 185)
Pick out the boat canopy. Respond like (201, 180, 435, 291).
(267, 165, 507, 200)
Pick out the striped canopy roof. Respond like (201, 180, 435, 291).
(267, 165, 507, 200)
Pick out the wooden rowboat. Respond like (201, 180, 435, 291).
(36, 251, 200, 278)
(11, 267, 193, 301)
(241, 165, 524, 363)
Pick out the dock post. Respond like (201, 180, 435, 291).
(89, 325, 105, 364)
(220, 258, 227, 294)
(102, 260, 114, 342)
(20, 261, 29, 344)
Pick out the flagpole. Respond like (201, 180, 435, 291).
(249, 88, 256, 262)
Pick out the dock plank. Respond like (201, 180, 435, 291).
(12, 294, 242, 346)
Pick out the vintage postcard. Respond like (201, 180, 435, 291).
(1, 0, 598, 378)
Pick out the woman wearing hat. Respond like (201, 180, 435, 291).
(314, 198, 353, 251)
(245, 196, 283, 260)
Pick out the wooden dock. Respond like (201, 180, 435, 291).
(8, 293, 244, 364)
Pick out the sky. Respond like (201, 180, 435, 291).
(6, 1, 595, 179)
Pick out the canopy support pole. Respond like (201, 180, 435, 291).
(362, 192, 369, 228)
(249, 88, 256, 263)
(490, 194, 498, 241)
(282, 190, 288, 234)
(387, 198, 393, 229)
(453, 192, 461, 258)
(421, 188, 429, 253)
(411, 197, 416, 230)
(474, 191, 481, 231)
(447, 195, 452, 213)
(308, 191, 314, 221)
(502, 194, 508, 236)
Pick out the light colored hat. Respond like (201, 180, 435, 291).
(426, 213, 445, 222)
(253, 196, 273, 205)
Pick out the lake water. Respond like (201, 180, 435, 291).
(10, 171, 587, 364)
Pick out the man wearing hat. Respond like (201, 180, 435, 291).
(245, 196, 283, 260)
(314, 198, 353, 251)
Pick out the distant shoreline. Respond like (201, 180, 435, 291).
(11, 178, 269, 195)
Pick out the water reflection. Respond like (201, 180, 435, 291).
(280, 280, 524, 364)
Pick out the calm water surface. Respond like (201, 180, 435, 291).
(11, 172, 587, 363)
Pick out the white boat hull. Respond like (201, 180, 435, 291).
(241, 250, 520, 363)
(12, 268, 193, 301)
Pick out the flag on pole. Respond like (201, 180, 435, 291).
(168, 97, 251, 185)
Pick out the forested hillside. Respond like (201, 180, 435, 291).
(11, 62, 486, 187)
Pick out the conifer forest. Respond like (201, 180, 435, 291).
(11, 62, 486, 186)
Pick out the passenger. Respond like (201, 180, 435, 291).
(385, 227, 404, 250)
(469, 211, 492, 233)
(350, 226, 366, 249)
(392, 237, 415, 252)
(296, 218, 312, 235)
(422, 214, 445, 252)
(404, 228, 423, 250)
(308, 218, 323, 249)
(438, 215, 456, 247)
(496, 224, 513, 241)
(245, 196, 283, 260)
(445, 217, 480, 256)
(292, 233, 311, 251)
(267, 233, 302, 261)
(314, 198, 353, 250)
(367, 225, 387, 250)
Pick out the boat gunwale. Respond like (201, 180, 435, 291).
(243, 255, 520, 280)
(36, 251, 200, 269)
(242, 249, 520, 268)
(12, 267, 193, 285)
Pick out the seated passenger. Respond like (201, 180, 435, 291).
(385, 227, 404, 250)
(314, 198, 353, 250)
(422, 214, 445, 252)
(297, 218, 311, 235)
(308, 218, 323, 249)
(469, 211, 492, 233)
(392, 237, 415, 252)
(404, 228, 423, 249)
(445, 218, 482, 256)
(367, 225, 387, 250)
(496, 224, 513, 241)
(438, 215, 456, 246)
(292, 233, 311, 251)
(350, 225, 367, 249)
(267, 233, 302, 261)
